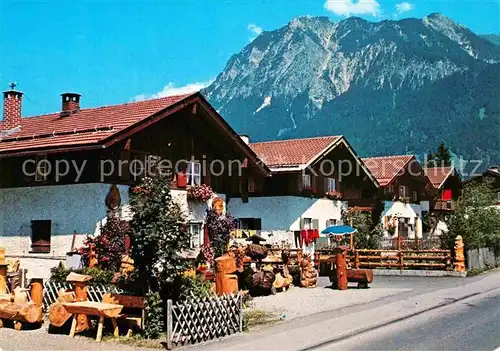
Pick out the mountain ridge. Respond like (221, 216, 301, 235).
(204, 14, 500, 171)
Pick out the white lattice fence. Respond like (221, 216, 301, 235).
(42, 281, 123, 311)
(166, 293, 243, 349)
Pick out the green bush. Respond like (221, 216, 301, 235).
(144, 291, 164, 339)
(49, 262, 116, 285)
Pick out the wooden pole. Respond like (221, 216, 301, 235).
(167, 299, 173, 350)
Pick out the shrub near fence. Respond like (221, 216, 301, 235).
(166, 293, 243, 349)
(467, 247, 499, 270)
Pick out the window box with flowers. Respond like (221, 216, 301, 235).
(187, 184, 214, 202)
(325, 190, 343, 200)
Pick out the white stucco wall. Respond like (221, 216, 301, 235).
(228, 196, 346, 231)
(0, 183, 131, 255)
(382, 200, 424, 238)
(0, 183, 225, 278)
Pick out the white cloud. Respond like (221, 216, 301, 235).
(324, 0, 381, 17)
(395, 2, 415, 14)
(134, 80, 214, 101)
(248, 24, 263, 36)
(248, 23, 263, 42)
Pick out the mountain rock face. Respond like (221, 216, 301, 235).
(204, 14, 500, 172)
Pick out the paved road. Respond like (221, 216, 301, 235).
(312, 287, 500, 351)
(196, 270, 500, 351)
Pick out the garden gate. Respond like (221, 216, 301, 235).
(166, 293, 243, 349)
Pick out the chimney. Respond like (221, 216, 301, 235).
(3, 87, 23, 130)
(61, 93, 81, 114)
(240, 134, 250, 144)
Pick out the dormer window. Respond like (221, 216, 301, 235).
(35, 154, 48, 182)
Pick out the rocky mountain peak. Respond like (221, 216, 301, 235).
(204, 14, 500, 171)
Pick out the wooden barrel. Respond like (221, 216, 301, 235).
(215, 255, 238, 295)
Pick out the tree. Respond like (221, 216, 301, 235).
(426, 141, 452, 167)
(443, 181, 500, 254)
(347, 207, 383, 249)
(129, 174, 190, 293)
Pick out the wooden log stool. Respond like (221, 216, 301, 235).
(346, 269, 373, 288)
(63, 301, 123, 342)
(66, 272, 92, 333)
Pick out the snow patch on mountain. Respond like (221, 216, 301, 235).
(254, 96, 272, 114)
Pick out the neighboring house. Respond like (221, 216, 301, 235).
(228, 136, 379, 233)
(0, 89, 269, 278)
(465, 166, 500, 208)
(425, 167, 462, 235)
(362, 155, 435, 239)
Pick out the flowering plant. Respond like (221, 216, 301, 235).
(187, 184, 214, 202)
(205, 209, 236, 258)
(326, 190, 343, 200)
(78, 217, 130, 271)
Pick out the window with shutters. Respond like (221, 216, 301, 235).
(189, 222, 202, 249)
(327, 178, 336, 192)
(237, 218, 262, 230)
(326, 219, 337, 227)
(412, 191, 418, 202)
(248, 177, 255, 193)
(302, 217, 312, 230)
(187, 161, 201, 186)
(399, 185, 407, 198)
(35, 154, 49, 182)
(302, 174, 312, 188)
(31, 220, 51, 253)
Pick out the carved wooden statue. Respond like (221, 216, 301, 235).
(454, 235, 465, 272)
(212, 197, 224, 215)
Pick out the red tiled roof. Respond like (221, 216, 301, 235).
(250, 136, 341, 168)
(0, 93, 194, 154)
(425, 167, 454, 189)
(361, 155, 414, 186)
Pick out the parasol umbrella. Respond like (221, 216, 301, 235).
(321, 225, 357, 246)
(321, 225, 357, 236)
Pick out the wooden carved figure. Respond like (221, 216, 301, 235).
(454, 235, 465, 272)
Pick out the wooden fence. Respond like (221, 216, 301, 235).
(316, 248, 452, 271)
(41, 281, 123, 311)
(166, 293, 243, 349)
(349, 249, 452, 270)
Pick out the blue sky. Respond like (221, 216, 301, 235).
(1, 0, 499, 117)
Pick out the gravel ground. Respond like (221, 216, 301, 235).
(250, 277, 409, 320)
(0, 324, 155, 351)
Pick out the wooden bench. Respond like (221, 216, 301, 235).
(346, 269, 373, 288)
(102, 293, 146, 337)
